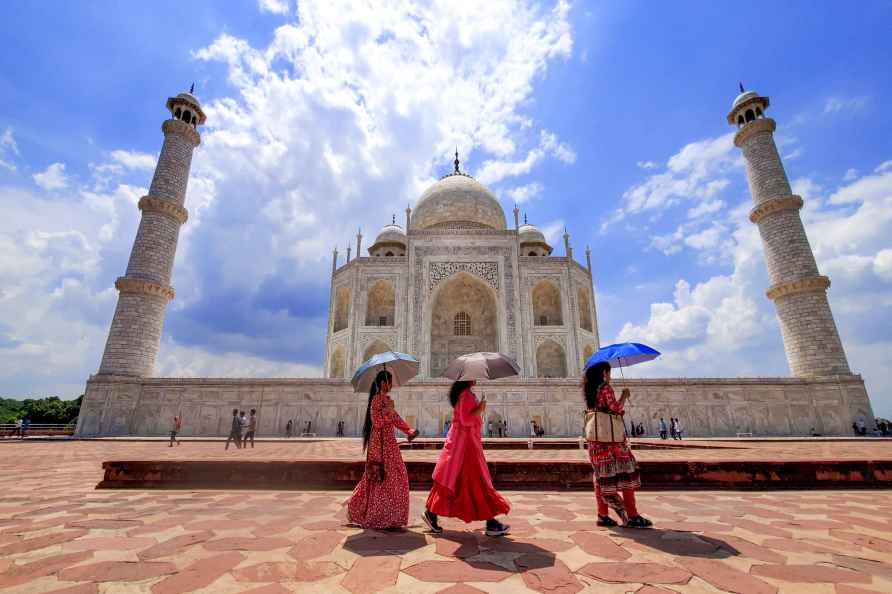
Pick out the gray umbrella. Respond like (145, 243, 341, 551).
(442, 352, 520, 381)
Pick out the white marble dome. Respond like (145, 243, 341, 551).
(374, 223, 406, 245)
(412, 173, 506, 230)
(518, 223, 546, 244)
(732, 90, 758, 109)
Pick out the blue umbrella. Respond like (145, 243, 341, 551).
(584, 342, 661, 372)
(351, 351, 420, 393)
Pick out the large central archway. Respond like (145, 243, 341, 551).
(429, 272, 498, 377)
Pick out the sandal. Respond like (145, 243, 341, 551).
(596, 515, 618, 527)
(625, 515, 653, 529)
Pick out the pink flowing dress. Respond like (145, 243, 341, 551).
(426, 388, 510, 522)
(347, 393, 413, 529)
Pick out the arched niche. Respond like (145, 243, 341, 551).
(532, 280, 562, 326)
(577, 287, 593, 332)
(329, 346, 345, 378)
(536, 340, 567, 378)
(365, 280, 395, 326)
(333, 287, 349, 333)
(363, 339, 391, 363)
(429, 272, 498, 377)
(582, 343, 594, 367)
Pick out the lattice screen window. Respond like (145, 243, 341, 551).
(454, 311, 471, 336)
(379, 316, 388, 326)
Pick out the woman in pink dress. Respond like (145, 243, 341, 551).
(347, 370, 418, 529)
(423, 380, 510, 536)
(585, 361, 652, 528)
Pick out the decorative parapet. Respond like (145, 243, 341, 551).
(749, 195, 803, 223)
(734, 117, 775, 146)
(162, 119, 201, 146)
(766, 275, 831, 300)
(429, 261, 499, 292)
(138, 195, 189, 224)
(114, 276, 175, 301)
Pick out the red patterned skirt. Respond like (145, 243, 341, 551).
(587, 440, 641, 495)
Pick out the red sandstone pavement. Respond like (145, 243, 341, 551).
(1, 440, 892, 593)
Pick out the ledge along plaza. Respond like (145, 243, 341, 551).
(76, 86, 874, 439)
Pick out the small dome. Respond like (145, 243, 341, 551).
(412, 173, 506, 230)
(166, 91, 207, 125)
(518, 223, 546, 244)
(732, 90, 758, 109)
(374, 223, 406, 245)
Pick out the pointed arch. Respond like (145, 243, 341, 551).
(333, 287, 349, 332)
(577, 287, 593, 332)
(365, 279, 395, 326)
(536, 340, 567, 378)
(429, 272, 498, 377)
(329, 346, 345, 378)
(532, 280, 562, 326)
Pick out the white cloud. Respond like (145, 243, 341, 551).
(824, 95, 870, 114)
(844, 168, 859, 181)
(687, 199, 723, 219)
(32, 162, 69, 191)
(110, 150, 157, 171)
(258, 0, 289, 15)
(636, 160, 657, 169)
(0, 128, 19, 171)
(540, 219, 565, 246)
(476, 129, 576, 184)
(875, 249, 892, 282)
(875, 160, 892, 173)
(507, 182, 543, 204)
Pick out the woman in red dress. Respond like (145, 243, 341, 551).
(584, 361, 652, 528)
(347, 370, 418, 529)
(423, 380, 510, 536)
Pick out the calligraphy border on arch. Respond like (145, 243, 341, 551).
(428, 262, 500, 293)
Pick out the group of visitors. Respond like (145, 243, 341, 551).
(628, 421, 645, 437)
(9, 418, 30, 439)
(529, 420, 545, 437)
(336, 420, 345, 437)
(346, 362, 651, 533)
(224, 409, 258, 450)
(486, 419, 508, 437)
(658, 417, 684, 440)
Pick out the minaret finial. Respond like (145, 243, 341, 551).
(392, 214, 396, 225)
(524, 213, 528, 224)
(739, 82, 744, 94)
(190, 82, 195, 94)
(454, 147, 460, 173)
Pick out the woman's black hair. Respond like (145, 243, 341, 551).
(448, 380, 473, 408)
(583, 361, 611, 411)
(362, 369, 392, 451)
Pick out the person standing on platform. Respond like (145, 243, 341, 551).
(443, 419, 450, 437)
(423, 380, 511, 537)
(225, 409, 242, 450)
(12, 418, 22, 438)
(584, 361, 651, 528)
(286, 419, 293, 438)
(347, 370, 418, 529)
(21, 418, 30, 439)
(675, 418, 684, 440)
(243, 409, 257, 448)
(659, 417, 668, 439)
(169, 415, 181, 447)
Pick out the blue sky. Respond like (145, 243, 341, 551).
(1, 1, 891, 417)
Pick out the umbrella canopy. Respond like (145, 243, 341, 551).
(351, 351, 419, 393)
(584, 342, 661, 370)
(442, 352, 520, 381)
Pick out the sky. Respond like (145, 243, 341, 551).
(1, 1, 890, 417)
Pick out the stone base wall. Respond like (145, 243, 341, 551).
(75, 375, 874, 438)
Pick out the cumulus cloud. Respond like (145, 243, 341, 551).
(636, 160, 658, 169)
(824, 95, 870, 114)
(507, 182, 543, 204)
(110, 150, 157, 171)
(0, 128, 18, 171)
(32, 162, 69, 191)
(258, 0, 289, 15)
(476, 129, 576, 185)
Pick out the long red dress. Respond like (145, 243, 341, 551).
(426, 388, 510, 522)
(587, 383, 641, 495)
(347, 393, 413, 529)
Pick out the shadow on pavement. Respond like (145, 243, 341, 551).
(611, 528, 741, 558)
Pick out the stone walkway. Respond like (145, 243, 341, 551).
(2, 441, 892, 593)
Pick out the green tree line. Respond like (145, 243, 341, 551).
(0, 396, 82, 424)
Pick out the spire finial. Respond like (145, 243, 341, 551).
(454, 147, 460, 173)
(392, 214, 396, 225)
(739, 82, 744, 94)
(524, 213, 528, 224)
(190, 82, 195, 94)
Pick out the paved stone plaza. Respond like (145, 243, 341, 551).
(3, 440, 892, 593)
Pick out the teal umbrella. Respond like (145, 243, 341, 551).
(351, 351, 419, 393)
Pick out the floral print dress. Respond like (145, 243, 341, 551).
(347, 392, 413, 529)
(587, 383, 641, 495)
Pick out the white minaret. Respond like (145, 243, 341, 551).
(728, 85, 850, 377)
(96, 89, 205, 376)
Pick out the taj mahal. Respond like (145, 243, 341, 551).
(75, 86, 875, 438)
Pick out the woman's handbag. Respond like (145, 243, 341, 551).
(366, 428, 386, 482)
(584, 410, 626, 443)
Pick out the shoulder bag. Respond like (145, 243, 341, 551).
(584, 409, 626, 444)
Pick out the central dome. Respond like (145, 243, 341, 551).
(412, 173, 506, 230)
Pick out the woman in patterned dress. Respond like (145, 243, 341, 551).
(347, 370, 418, 529)
(584, 361, 652, 528)
(422, 380, 511, 537)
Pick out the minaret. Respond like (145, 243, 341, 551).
(356, 228, 363, 258)
(563, 228, 572, 260)
(728, 86, 850, 376)
(97, 89, 205, 376)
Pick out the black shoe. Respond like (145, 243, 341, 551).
(625, 515, 653, 529)
(596, 515, 618, 527)
(485, 519, 510, 537)
(423, 510, 442, 534)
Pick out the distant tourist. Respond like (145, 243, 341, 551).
(347, 370, 418, 529)
(670, 418, 680, 440)
(583, 361, 651, 529)
(285, 419, 293, 438)
(659, 418, 668, 440)
(21, 418, 30, 439)
(243, 409, 257, 449)
(443, 419, 450, 437)
(169, 415, 181, 447)
(675, 419, 684, 440)
(497, 419, 504, 438)
(536, 423, 545, 438)
(856, 417, 867, 436)
(305, 420, 313, 436)
(811, 427, 821, 437)
(336, 420, 345, 437)
(225, 409, 242, 450)
(423, 380, 510, 537)
(530, 420, 537, 438)
(487, 420, 493, 437)
(12, 418, 22, 438)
